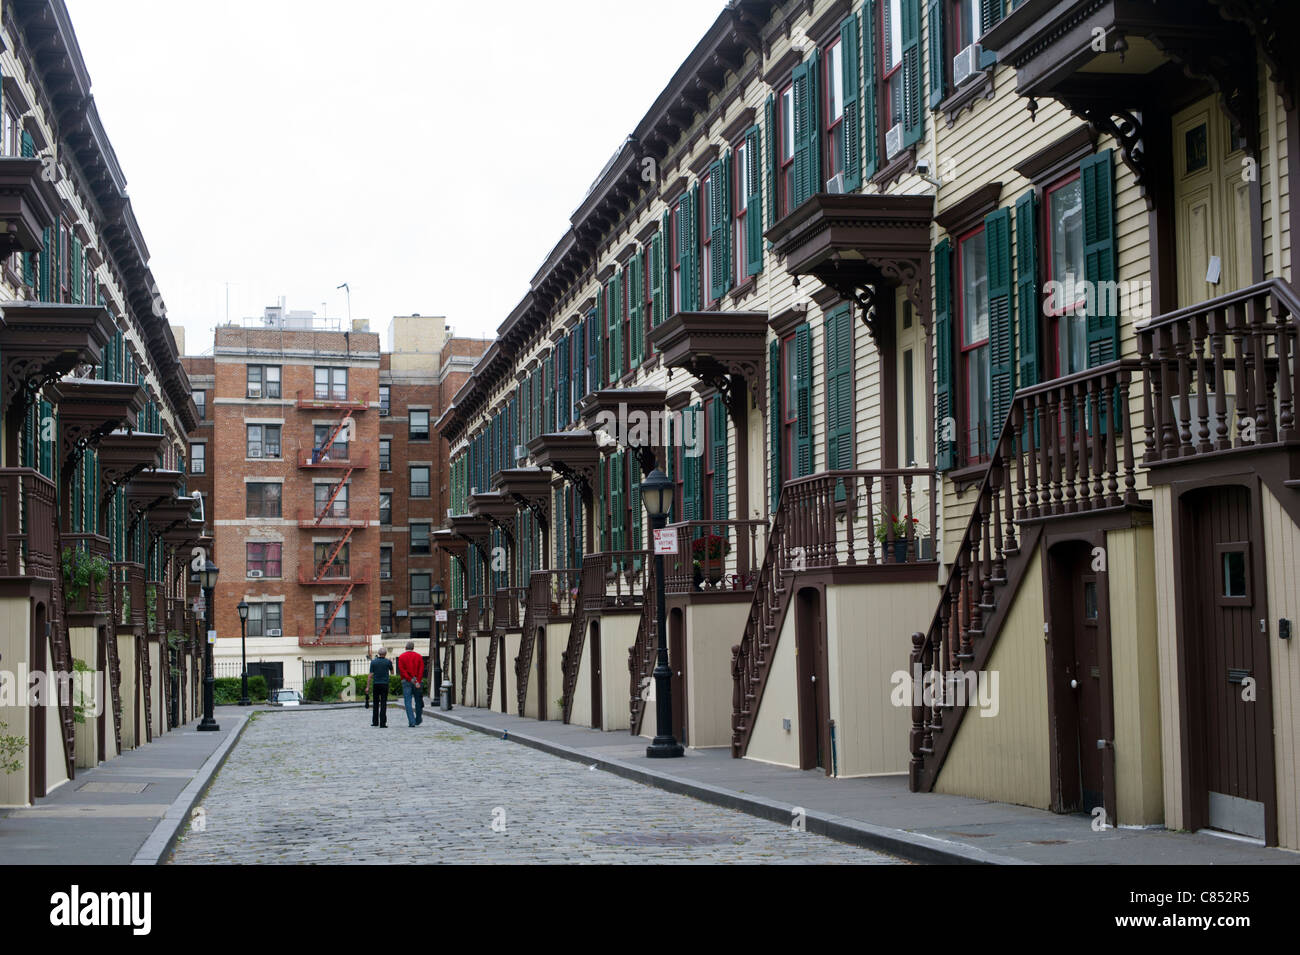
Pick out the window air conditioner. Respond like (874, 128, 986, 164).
(514, 445, 528, 463)
(825, 172, 846, 194)
(267, 628, 282, 637)
(248, 384, 262, 398)
(248, 570, 264, 578)
(380, 571, 392, 580)
(953, 44, 982, 88)
(379, 407, 390, 416)
(885, 123, 905, 159)
(380, 625, 391, 633)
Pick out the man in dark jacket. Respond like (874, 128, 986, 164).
(397, 641, 425, 727)
(367, 647, 394, 727)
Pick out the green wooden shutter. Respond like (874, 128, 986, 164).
(20, 129, 33, 157)
(676, 193, 692, 311)
(862, 1, 879, 178)
(792, 60, 812, 209)
(611, 453, 625, 552)
(38, 227, 50, 301)
(841, 14, 863, 192)
(543, 353, 555, 434)
(709, 156, 732, 301)
(711, 395, 728, 520)
(744, 125, 764, 276)
(650, 230, 664, 327)
(1082, 149, 1119, 366)
(688, 182, 701, 310)
(588, 301, 600, 396)
(39, 400, 53, 477)
(979, 0, 1003, 68)
(629, 251, 644, 368)
(1015, 188, 1040, 389)
(607, 274, 622, 382)
(769, 338, 782, 513)
(807, 48, 822, 199)
(986, 206, 1014, 455)
(826, 305, 854, 470)
(629, 451, 643, 558)
(902, 0, 923, 148)
(683, 405, 702, 521)
(764, 94, 779, 225)
(935, 238, 956, 470)
(659, 210, 672, 321)
(794, 323, 813, 477)
(927, 0, 946, 108)
(70, 237, 82, 304)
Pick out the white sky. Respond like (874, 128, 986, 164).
(64, 0, 725, 353)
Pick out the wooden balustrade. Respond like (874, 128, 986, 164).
(664, 519, 768, 594)
(0, 468, 57, 579)
(113, 562, 146, 629)
(560, 554, 609, 722)
(62, 533, 112, 614)
(1138, 279, 1299, 462)
(493, 586, 527, 631)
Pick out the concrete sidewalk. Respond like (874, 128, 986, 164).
(433, 706, 1299, 865)
(0, 709, 248, 866)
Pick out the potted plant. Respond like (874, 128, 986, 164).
(876, 514, 922, 563)
(691, 533, 730, 586)
(0, 721, 24, 776)
(60, 546, 110, 612)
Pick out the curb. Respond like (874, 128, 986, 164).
(130, 715, 251, 865)
(431, 710, 1025, 865)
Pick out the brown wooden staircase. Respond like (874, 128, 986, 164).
(560, 554, 608, 723)
(626, 560, 657, 736)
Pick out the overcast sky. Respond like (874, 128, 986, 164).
(64, 0, 724, 354)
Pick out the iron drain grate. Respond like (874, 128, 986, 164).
(77, 782, 149, 794)
(586, 832, 746, 847)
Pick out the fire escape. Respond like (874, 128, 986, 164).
(296, 388, 370, 646)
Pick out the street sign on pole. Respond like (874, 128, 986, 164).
(435, 610, 448, 622)
(207, 629, 216, 645)
(653, 528, 678, 555)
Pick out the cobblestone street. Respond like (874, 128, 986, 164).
(167, 708, 897, 864)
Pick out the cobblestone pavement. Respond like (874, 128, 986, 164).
(168, 708, 898, 864)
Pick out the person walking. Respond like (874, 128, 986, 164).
(367, 647, 394, 727)
(397, 640, 425, 727)
(363, 651, 372, 709)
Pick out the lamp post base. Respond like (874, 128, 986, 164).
(197, 720, 221, 732)
(646, 736, 684, 758)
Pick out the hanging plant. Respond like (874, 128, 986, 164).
(146, 583, 158, 631)
(61, 547, 110, 606)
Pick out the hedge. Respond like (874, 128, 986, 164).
(213, 676, 268, 704)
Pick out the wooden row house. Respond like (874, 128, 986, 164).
(436, 0, 1300, 850)
(0, 0, 202, 808)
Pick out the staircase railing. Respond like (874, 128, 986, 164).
(663, 519, 769, 594)
(560, 554, 610, 723)
(909, 359, 1141, 792)
(514, 574, 551, 715)
(627, 558, 657, 735)
(1138, 278, 1300, 462)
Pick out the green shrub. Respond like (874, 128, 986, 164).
(303, 675, 361, 702)
(213, 676, 268, 704)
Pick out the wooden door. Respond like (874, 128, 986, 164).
(589, 620, 602, 729)
(1173, 96, 1252, 307)
(794, 588, 830, 773)
(1185, 485, 1272, 840)
(896, 298, 926, 469)
(536, 628, 547, 721)
(669, 608, 686, 745)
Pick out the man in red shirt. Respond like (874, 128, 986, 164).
(397, 641, 426, 727)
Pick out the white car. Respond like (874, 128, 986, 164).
(271, 688, 302, 707)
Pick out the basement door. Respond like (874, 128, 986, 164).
(1184, 485, 1273, 840)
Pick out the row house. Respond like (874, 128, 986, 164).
(0, 0, 202, 807)
(437, 0, 1300, 851)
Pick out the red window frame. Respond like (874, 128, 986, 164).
(779, 83, 795, 217)
(670, 201, 682, 314)
(880, 1, 904, 129)
(1043, 171, 1086, 381)
(781, 334, 798, 483)
(824, 37, 844, 183)
(702, 171, 714, 308)
(622, 267, 631, 374)
(956, 224, 990, 465)
(733, 140, 748, 285)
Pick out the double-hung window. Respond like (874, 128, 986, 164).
(379, 492, 392, 526)
(315, 482, 348, 519)
(734, 142, 750, 285)
(316, 601, 348, 635)
(824, 37, 845, 184)
(315, 367, 347, 401)
(194, 390, 206, 420)
(247, 365, 280, 399)
(313, 424, 346, 460)
(247, 424, 281, 459)
(246, 542, 282, 578)
(190, 443, 205, 475)
(313, 542, 349, 578)
(409, 410, 430, 441)
(779, 84, 795, 216)
(882, 0, 905, 138)
(701, 172, 714, 308)
(410, 522, 431, 555)
(247, 603, 282, 637)
(410, 573, 432, 607)
(409, 465, 430, 499)
(379, 439, 391, 471)
(379, 385, 391, 415)
(958, 226, 992, 464)
(1044, 173, 1087, 378)
(246, 483, 281, 519)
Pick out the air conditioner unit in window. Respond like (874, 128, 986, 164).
(825, 172, 846, 194)
(380, 571, 391, 580)
(885, 123, 905, 160)
(248, 570, 264, 578)
(953, 44, 982, 88)
(379, 407, 389, 416)
(380, 625, 391, 633)
(266, 628, 282, 637)
(514, 445, 528, 464)
(248, 384, 262, 398)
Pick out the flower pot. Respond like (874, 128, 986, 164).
(891, 540, 909, 563)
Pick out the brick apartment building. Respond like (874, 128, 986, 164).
(182, 307, 484, 690)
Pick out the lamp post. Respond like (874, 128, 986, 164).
(237, 599, 250, 706)
(197, 562, 220, 732)
(432, 584, 445, 708)
(641, 468, 683, 758)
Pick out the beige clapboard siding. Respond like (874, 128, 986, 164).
(685, 600, 750, 747)
(1149, 483, 1184, 830)
(933, 545, 1051, 807)
(1261, 484, 1300, 849)
(743, 599, 801, 768)
(0, 597, 31, 806)
(598, 613, 639, 732)
(1106, 524, 1165, 826)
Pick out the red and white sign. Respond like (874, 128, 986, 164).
(435, 610, 448, 623)
(653, 528, 678, 555)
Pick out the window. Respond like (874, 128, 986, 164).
(411, 573, 432, 606)
(313, 424, 347, 460)
(782, 334, 800, 483)
(246, 424, 281, 459)
(246, 541, 282, 578)
(882, 0, 905, 133)
(379, 492, 392, 526)
(315, 482, 348, 518)
(409, 465, 430, 498)
(246, 483, 282, 519)
(734, 141, 750, 285)
(958, 227, 991, 463)
(194, 390, 206, 420)
(702, 171, 714, 308)
(246, 602, 283, 637)
(411, 616, 431, 641)
(824, 37, 845, 183)
(670, 199, 682, 314)
(380, 546, 392, 579)
(379, 439, 391, 471)
(952, 0, 980, 50)
(246, 365, 281, 399)
(409, 409, 430, 441)
(313, 542, 349, 578)
(1044, 173, 1087, 378)
(379, 385, 391, 415)
(190, 443, 206, 475)
(381, 601, 394, 632)
(315, 600, 349, 635)
(779, 83, 795, 216)
(410, 522, 431, 555)
(315, 366, 347, 401)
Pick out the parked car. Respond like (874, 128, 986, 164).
(270, 688, 302, 707)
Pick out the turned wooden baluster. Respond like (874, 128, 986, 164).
(968, 515, 984, 637)
(1139, 332, 1158, 464)
(903, 473, 916, 562)
(1209, 308, 1232, 451)
(845, 476, 858, 567)
(1105, 370, 1121, 508)
(1192, 313, 1211, 454)
(1090, 375, 1105, 509)
(1002, 438, 1017, 556)
(1231, 301, 1251, 448)
(865, 474, 877, 565)
(1014, 403, 1028, 520)
(1045, 390, 1060, 514)
(1029, 394, 1043, 518)
(910, 633, 926, 774)
(991, 459, 1007, 582)
(1251, 294, 1276, 444)
(1274, 292, 1296, 442)
(1063, 384, 1079, 512)
(930, 472, 939, 562)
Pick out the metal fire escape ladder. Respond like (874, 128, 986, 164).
(317, 581, 357, 642)
(314, 528, 353, 581)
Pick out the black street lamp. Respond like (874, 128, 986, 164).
(432, 583, 446, 709)
(197, 562, 220, 732)
(641, 468, 683, 758)
(237, 599, 250, 706)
